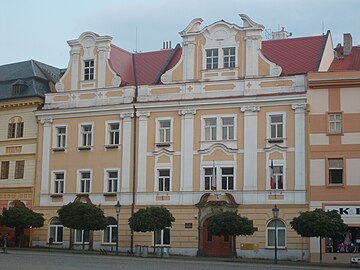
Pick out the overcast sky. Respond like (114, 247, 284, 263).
(1, 0, 359, 68)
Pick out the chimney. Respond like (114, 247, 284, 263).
(272, 27, 292, 40)
(343, 33, 352, 56)
(161, 41, 172, 50)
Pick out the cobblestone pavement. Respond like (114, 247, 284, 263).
(0, 250, 352, 270)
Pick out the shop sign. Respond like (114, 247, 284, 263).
(324, 206, 360, 216)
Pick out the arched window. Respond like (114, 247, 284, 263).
(103, 217, 117, 244)
(267, 219, 286, 248)
(49, 217, 63, 243)
(8, 116, 24, 138)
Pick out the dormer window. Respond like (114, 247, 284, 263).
(205, 47, 236, 70)
(84, 60, 94, 80)
(223, 47, 235, 68)
(11, 80, 27, 96)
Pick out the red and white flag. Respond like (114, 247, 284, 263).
(270, 160, 275, 189)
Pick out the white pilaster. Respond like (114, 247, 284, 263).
(40, 117, 53, 195)
(182, 40, 196, 80)
(120, 112, 134, 193)
(292, 103, 307, 190)
(137, 112, 150, 192)
(241, 106, 260, 190)
(97, 47, 106, 88)
(70, 47, 80, 90)
(178, 109, 196, 191)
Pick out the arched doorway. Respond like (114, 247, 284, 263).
(202, 217, 232, 257)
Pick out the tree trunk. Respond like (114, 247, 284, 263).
(153, 232, 156, 256)
(319, 237, 322, 264)
(82, 230, 85, 250)
(89, 231, 93, 251)
(232, 236, 237, 259)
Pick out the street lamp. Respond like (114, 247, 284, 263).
(115, 200, 121, 256)
(272, 204, 279, 264)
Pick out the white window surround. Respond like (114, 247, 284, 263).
(104, 168, 120, 193)
(77, 169, 92, 193)
(266, 112, 286, 144)
(52, 125, 68, 150)
(200, 161, 236, 191)
(154, 227, 171, 246)
(203, 46, 237, 70)
(201, 114, 237, 142)
(155, 117, 173, 145)
(267, 159, 286, 190)
(103, 217, 117, 244)
(78, 122, 94, 149)
(154, 164, 172, 192)
(81, 58, 96, 82)
(328, 113, 342, 134)
(51, 170, 66, 195)
(266, 219, 287, 249)
(74, 229, 90, 244)
(49, 217, 63, 244)
(105, 121, 121, 147)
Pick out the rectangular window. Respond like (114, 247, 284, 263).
(108, 123, 120, 145)
(204, 118, 217, 141)
(15, 160, 25, 179)
(223, 47, 236, 68)
(84, 60, 94, 81)
(54, 172, 64, 194)
(221, 167, 234, 190)
(271, 165, 283, 190)
(80, 171, 91, 193)
(104, 223, 117, 244)
(204, 168, 216, 191)
(8, 122, 23, 138)
(0, 161, 10, 179)
(75, 229, 89, 244)
(221, 117, 234, 140)
(206, 49, 219, 69)
(81, 124, 92, 147)
(328, 113, 342, 134)
(158, 169, 170, 192)
(107, 171, 118, 193)
(270, 115, 283, 139)
(56, 126, 66, 148)
(159, 120, 171, 143)
(155, 228, 170, 246)
(329, 158, 343, 185)
(50, 223, 63, 243)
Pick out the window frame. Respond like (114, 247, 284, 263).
(104, 169, 120, 193)
(327, 112, 343, 135)
(103, 217, 117, 244)
(327, 158, 344, 186)
(221, 167, 234, 190)
(206, 48, 219, 69)
(8, 117, 24, 139)
(155, 117, 173, 146)
(202, 115, 236, 142)
(223, 47, 236, 68)
(267, 112, 286, 143)
(0, 161, 10, 179)
(52, 171, 65, 195)
(77, 169, 92, 193)
(157, 168, 171, 192)
(78, 123, 94, 149)
(84, 60, 95, 81)
(74, 229, 90, 244)
(202, 164, 236, 191)
(49, 217, 63, 244)
(105, 121, 121, 147)
(154, 227, 171, 246)
(266, 219, 286, 249)
(14, 160, 25, 179)
(268, 160, 286, 190)
(53, 125, 67, 150)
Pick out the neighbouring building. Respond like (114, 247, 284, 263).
(308, 34, 360, 264)
(0, 60, 61, 245)
(32, 14, 335, 260)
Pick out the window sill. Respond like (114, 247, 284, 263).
(105, 145, 119, 149)
(50, 194, 63, 198)
(267, 138, 284, 143)
(155, 142, 171, 148)
(78, 146, 92, 151)
(327, 132, 343, 136)
(52, 147, 66, 152)
(327, 184, 344, 188)
(103, 193, 117, 197)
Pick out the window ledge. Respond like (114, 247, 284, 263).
(50, 194, 63, 198)
(103, 193, 117, 197)
(78, 146, 92, 151)
(327, 184, 345, 188)
(52, 147, 66, 152)
(327, 132, 343, 136)
(155, 142, 171, 148)
(105, 145, 119, 149)
(267, 138, 285, 143)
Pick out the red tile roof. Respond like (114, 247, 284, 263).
(109, 45, 180, 86)
(330, 46, 360, 71)
(262, 35, 327, 75)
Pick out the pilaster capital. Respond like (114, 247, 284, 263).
(120, 112, 134, 120)
(291, 103, 307, 111)
(178, 108, 196, 116)
(240, 105, 260, 113)
(40, 117, 53, 125)
(136, 111, 150, 119)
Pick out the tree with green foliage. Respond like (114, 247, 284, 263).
(1, 206, 45, 247)
(291, 209, 347, 263)
(57, 202, 107, 250)
(207, 211, 256, 257)
(128, 206, 175, 255)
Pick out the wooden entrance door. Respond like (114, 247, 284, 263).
(202, 218, 232, 257)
